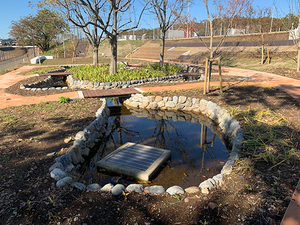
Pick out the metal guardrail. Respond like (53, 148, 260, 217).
(165, 39, 298, 48)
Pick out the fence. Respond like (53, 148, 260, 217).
(0, 48, 27, 62)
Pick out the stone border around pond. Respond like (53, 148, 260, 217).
(49, 99, 110, 188)
(49, 93, 244, 196)
(20, 64, 204, 91)
(123, 94, 244, 194)
(20, 68, 69, 91)
(125, 104, 227, 146)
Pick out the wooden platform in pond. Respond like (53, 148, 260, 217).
(108, 106, 131, 116)
(82, 88, 141, 98)
(96, 142, 171, 181)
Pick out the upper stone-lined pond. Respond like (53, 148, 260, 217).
(81, 99, 229, 189)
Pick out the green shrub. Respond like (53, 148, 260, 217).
(67, 63, 183, 83)
(58, 96, 71, 103)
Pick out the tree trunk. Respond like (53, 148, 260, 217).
(297, 41, 300, 72)
(92, 5, 99, 67)
(203, 0, 214, 93)
(110, 4, 118, 74)
(159, 3, 167, 68)
(110, 36, 117, 74)
(209, 19, 213, 58)
(203, 0, 213, 58)
(93, 44, 98, 66)
(160, 30, 165, 68)
(261, 33, 264, 64)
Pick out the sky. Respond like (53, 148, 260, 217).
(0, 0, 292, 39)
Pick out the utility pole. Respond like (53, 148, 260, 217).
(220, 23, 223, 35)
(133, 17, 135, 39)
(270, 5, 275, 32)
(63, 34, 66, 58)
(153, 18, 155, 40)
(187, 0, 190, 38)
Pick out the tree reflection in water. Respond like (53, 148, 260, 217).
(82, 106, 229, 188)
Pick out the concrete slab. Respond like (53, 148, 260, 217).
(96, 142, 171, 181)
(281, 179, 300, 225)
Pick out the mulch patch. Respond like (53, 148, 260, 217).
(1, 75, 300, 224)
(267, 67, 300, 80)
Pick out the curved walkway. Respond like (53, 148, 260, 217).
(0, 65, 300, 224)
(0, 66, 79, 109)
(139, 65, 300, 102)
(1, 65, 300, 109)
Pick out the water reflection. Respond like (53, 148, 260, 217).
(83, 104, 229, 188)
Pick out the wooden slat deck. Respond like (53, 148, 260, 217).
(38, 72, 73, 76)
(82, 88, 141, 98)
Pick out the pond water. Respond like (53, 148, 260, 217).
(82, 101, 229, 189)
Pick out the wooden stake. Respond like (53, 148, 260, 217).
(204, 126, 207, 143)
(261, 44, 264, 64)
(130, 45, 132, 62)
(200, 124, 204, 148)
(204, 58, 209, 95)
(211, 134, 216, 147)
(218, 57, 223, 93)
(267, 44, 270, 64)
(297, 43, 300, 72)
(207, 60, 212, 93)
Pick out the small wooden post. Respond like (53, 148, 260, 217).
(207, 59, 212, 93)
(267, 44, 270, 64)
(297, 44, 300, 72)
(130, 45, 132, 62)
(211, 134, 216, 147)
(200, 124, 204, 148)
(261, 44, 264, 64)
(204, 125, 207, 144)
(203, 58, 209, 95)
(218, 57, 223, 93)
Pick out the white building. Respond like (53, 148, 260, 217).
(165, 30, 184, 39)
(227, 28, 246, 35)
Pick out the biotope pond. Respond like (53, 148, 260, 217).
(81, 99, 230, 189)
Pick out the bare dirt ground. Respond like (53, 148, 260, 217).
(1, 80, 300, 225)
(1, 43, 300, 224)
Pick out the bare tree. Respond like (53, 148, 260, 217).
(52, 0, 105, 66)
(146, 0, 185, 67)
(202, 0, 253, 58)
(253, 6, 272, 64)
(286, 0, 300, 71)
(197, 0, 252, 93)
(38, 0, 146, 73)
